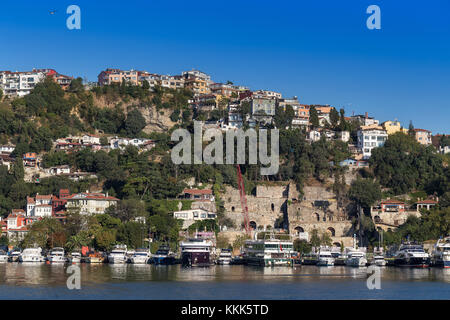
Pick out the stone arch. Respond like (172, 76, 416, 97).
(271, 203, 275, 211)
(249, 221, 257, 230)
(294, 226, 304, 234)
(315, 213, 320, 222)
(333, 242, 341, 247)
(374, 215, 381, 223)
(327, 227, 336, 237)
(231, 206, 235, 212)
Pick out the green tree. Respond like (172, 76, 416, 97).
(12, 157, 24, 181)
(125, 109, 146, 137)
(348, 178, 382, 210)
(309, 106, 320, 128)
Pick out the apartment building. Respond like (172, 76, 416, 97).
(65, 192, 119, 215)
(357, 125, 388, 159)
(350, 113, 380, 127)
(97, 68, 139, 86)
(253, 89, 282, 100)
(382, 120, 407, 135)
(414, 129, 432, 145)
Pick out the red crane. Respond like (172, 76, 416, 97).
(236, 165, 250, 235)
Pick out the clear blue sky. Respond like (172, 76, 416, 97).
(0, 0, 449, 133)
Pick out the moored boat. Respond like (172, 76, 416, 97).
(243, 237, 294, 267)
(69, 252, 82, 264)
(0, 250, 8, 263)
(301, 253, 318, 265)
(130, 248, 151, 264)
(216, 248, 232, 265)
(47, 247, 66, 263)
(19, 248, 45, 263)
(432, 237, 450, 268)
(151, 244, 176, 265)
(180, 238, 213, 267)
(317, 248, 335, 266)
(8, 249, 21, 262)
(345, 249, 368, 267)
(108, 245, 128, 264)
(394, 243, 430, 268)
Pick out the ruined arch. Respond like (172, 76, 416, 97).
(271, 203, 275, 211)
(294, 226, 304, 234)
(333, 242, 341, 247)
(315, 213, 320, 222)
(249, 221, 257, 230)
(374, 215, 381, 223)
(327, 227, 336, 237)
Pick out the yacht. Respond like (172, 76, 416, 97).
(317, 248, 335, 266)
(47, 247, 66, 263)
(130, 248, 151, 264)
(86, 251, 104, 264)
(345, 249, 368, 267)
(19, 248, 45, 263)
(180, 238, 214, 267)
(69, 252, 82, 264)
(108, 245, 128, 264)
(302, 253, 318, 265)
(151, 244, 176, 265)
(371, 254, 386, 267)
(394, 243, 430, 268)
(243, 237, 294, 267)
(432, 237, 450, 268)
(8, 249, 22, 262)
(216, 248, 233, 265)
(0, 250, 9, 263)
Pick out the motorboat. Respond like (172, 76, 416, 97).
(108, 245, 128, 264)
(345, 249, 368, 267)
(8, 249, 22, 262)
(151, 244, 176, 265)
(243, 238, 294, 267)
(216, 248, 232, 265)
(394, 243, 430, 268)
(180, 238, 214, 267)
(47, 247, 66, 263)
(371, 254, 386, 267)
(301, 253, 318, 265)
(432, 237, 450, 268)
(317, 248, 335, 266)
(19, 248, 45, 263)
(69, 252, 82, 264)
(0, 250, 9, 263)
(130, 248, 151, 264)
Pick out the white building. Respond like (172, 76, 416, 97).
(338, 131, 350, 143)
(173, 209, 217, 229)
(82, 134, 101, 145)
(26, 194, 52, 217)
(0, 145, 15, 154)
(65, 192, 119, 215)
(357, 125, 388, 159)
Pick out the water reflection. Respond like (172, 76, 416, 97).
(0, 263, 449, 287)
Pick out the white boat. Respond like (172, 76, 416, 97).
(432, 237, 450, 268)
(243, 235, 294, 267)
(394, 243, 430, 268)
(130, 249, 151, 264)
(346, 250, 368, 267)
(0, 250, 8, 263)
(180, 238, 214, 267)
(216, 249, 232, 265)
(108, 245, 128, 264)
(69, 252, 82, 264)
(19, 248, 45, 263)
(47, 247, 66, 263)
(8, 249, 22, 262)
(317, 248, 335, 266)
(371, 255, 386, 267)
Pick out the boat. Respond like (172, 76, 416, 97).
(19, 248, 45, 263)
(8, 249, 22, 262)
(301, 253, 318, 265)
(69, 252, 82, 264)
(130, 248, 151, 264)
(180, 238, 214, 267)
(243, 236, 294, 267)
(86, 251, 104, 264)
(371, 254, 386, 267)
(432, 237, 450, 268)
(107, 245, 128, 264)
(317, 248, 335, 266)
(394, 243, 430, 268)
(229, 255, 245, 265)
(47, 247, 66, 263)
(216, 248, 232, 265)
(151, 244, 176, 265)
(346, 249, 368, 267)
(0, 250, 9, 263)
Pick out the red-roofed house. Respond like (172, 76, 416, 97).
(65, 192, 120, 215)
(380, 200, 406, 213)
(6, 210, 36, 242)
(182, 189, 214, 201)
(415, 199, 438, 211)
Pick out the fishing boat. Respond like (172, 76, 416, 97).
(0, 250, 8, 263)
(432, 237, 450, 268)
(151, 244, 176, 265)
(180, 238, 214, 267)
(243, 234, 294, 267)
(8, 249, 22, 262)
(216, 248, 232, 265)
(107, 245, 128, 264)
(394, 243, 430, 268)
(130, 248, 151, 264)
(69, 252, 82, 264)
(47, 247, 66, 263)
(317, 248, 335, 266)
(19, 248, 45, 263)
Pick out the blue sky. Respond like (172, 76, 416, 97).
(0, 0, 449, 133)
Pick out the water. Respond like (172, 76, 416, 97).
(0, 263, 449, 299)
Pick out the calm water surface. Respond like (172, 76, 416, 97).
(0, 263, 449, 299)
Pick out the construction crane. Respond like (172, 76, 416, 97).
(236, 165, 250, 235)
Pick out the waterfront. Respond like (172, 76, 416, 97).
(0, 264, 449, 300)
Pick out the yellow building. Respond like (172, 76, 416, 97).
(382, 120, 407, 135)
